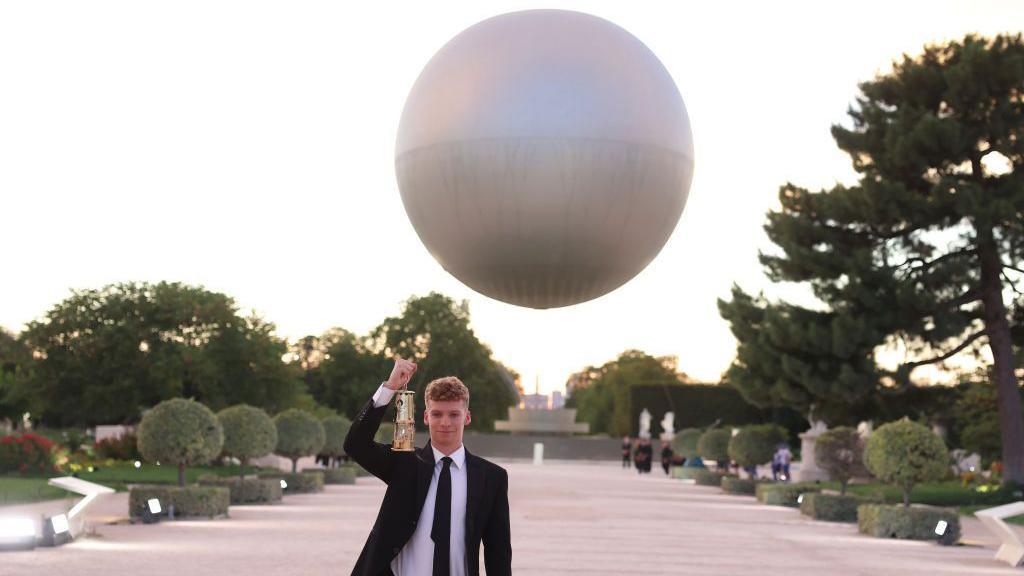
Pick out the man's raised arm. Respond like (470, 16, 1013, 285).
(343, 357, 417, 483)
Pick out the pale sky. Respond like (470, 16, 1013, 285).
(1, 1, 1021, 395)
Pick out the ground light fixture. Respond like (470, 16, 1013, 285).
(40, 513, 71, 547)
(797, 494, 804, 504)
(140, 498, 162, 524)
(935, 520, 949, 537)
(0, 517, 36, 551)
(280, 480, 288, 490)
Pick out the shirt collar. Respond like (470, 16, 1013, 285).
(432, 443, 466, 470)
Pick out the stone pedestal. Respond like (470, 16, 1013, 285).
(797, 425, 830, 483)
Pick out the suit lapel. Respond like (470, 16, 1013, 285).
(414, 441, 435, 518)
(465, 448, 484, 545)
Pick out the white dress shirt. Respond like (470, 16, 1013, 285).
(373, 384, 468, 576)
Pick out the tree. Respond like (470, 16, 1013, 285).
(951, 380, 1010, 465)
(137, 398, 224, 487)
(274, 409, 325, 473)
(728, 424, 786, 479)
(321, 414, 352, 467)
(718, 288, 881, 425)
(308, 329, 389, 419)
(671, 428, 702, 460)
(371, 293, 517, 431)
(720, 35, 1024, 481)
(567, 350, 683, 436)
(19, 282, 306, 426)
(864, 419, 949, 507)
(697, 429, 732, 470)
(0, 328, 35, 424)
(815, 427, 869, 495)
(218, 405, 277, 482)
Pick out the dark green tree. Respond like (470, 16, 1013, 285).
(0, 328, 34, 423)
(370, 293, 517, 431)
(567, 350, 684, 436)
(720, 35, 1024, 481)
(20, 282, 305, 426)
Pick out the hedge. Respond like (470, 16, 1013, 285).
(304, 467, 356, 485)
(257, 471, 324, 494)
(756, 483, 820, 507)
(799, 492, 878, 523)
(857, 504, 960, 545)
(129, 486, 230, 519)
(197, 476, 282, 504)
(694, 469, 732, 487)
(721, 477, 758, 495)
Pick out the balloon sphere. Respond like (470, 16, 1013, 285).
(395, 9, 694, 309)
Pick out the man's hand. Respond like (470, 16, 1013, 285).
(385, 357, 417, 391)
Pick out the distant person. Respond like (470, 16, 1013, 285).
(344, 357, 512, 576)
(635, 438, 653, 474)
(773, 443, 793, 482)
(621, 435, 632, 468)
(660, 442, 674, 475)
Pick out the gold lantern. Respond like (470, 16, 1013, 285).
(391, 390, 416, 451)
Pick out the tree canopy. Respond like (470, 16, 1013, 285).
(718, 34, 1024, 480)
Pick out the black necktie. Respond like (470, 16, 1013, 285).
(431, 456, 453, 576)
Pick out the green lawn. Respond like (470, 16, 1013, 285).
(809, 480, 1020, 509)
(0, 477, 72, 506)
(1, 463, 280, 506)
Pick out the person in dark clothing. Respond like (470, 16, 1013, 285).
(344, 357, 512, 576)
(660, 442, 674, 475)
(621, 435, 632, 468)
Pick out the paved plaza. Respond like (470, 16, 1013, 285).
(2, 461, 1022, 575)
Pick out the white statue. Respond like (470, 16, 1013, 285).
(660, 411, 675, 440)
(639, 408, 652, 439)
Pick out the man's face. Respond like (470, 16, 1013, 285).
(424, 399, 471, 447)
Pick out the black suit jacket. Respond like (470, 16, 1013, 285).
(344, 399, 512, 576)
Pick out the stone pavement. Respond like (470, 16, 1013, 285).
(1, 461, 1022, 575)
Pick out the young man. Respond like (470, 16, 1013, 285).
(344, 357, 512, 576)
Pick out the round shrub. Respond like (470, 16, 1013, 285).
(321, 415, 352, 461)
(274, 409, 325, 473)
(728, 424, 786, 476)
(218, 404, 277, 481)
(815, 426, 868, 495)
(698, 429, 731, 467)
(864, 419, 948, 507)
(0, 433, 57, 475)
(671, 428, 702, 460)
(137, 398, 224, 487)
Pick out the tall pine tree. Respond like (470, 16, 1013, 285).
(721, 35, 1024, 481)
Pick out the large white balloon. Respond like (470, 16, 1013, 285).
(396, 9, 694, 309)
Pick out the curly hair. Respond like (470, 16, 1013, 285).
(425, 376, 470, 406)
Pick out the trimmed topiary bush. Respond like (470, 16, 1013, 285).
(274, 409, 326, 473)
(129, 485, 230, 519)
(218, 404, 277, 483)
(198, 476, 282, 504)
(858, 503, 960, 545)
(728, 424, 786, 478)
(257, 471, 324, 494)
(815, 427, 868, 495)
(721, 476, 758, 495)
(305, 467, 356, 485)
(864, 419, 948, 507)
(671, 428, 702, 460)
(799, 492, 877, 522)
(697, 428, 732, 470)
(138, 398, 224, 487)
(756, 483, 820, 507)
(694, 469, 731, 486)
(321, 415, 352, 464)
